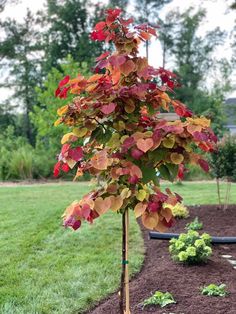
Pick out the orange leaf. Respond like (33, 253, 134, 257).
(109, 196, 123, 211)
(87, 74, 103, 83)
(136, 138, 154, 153)
(90, 150, 109, 170)
(130, 164, 142, 178)
(134, 202, 147, 218)
(161, 207, 172, 223)
(57, 105, 68, 116)
(119, 60, 136, 76)
(94, 197, 111, 215)
(139, 31, 151, 40)
(154, 220, 168, 232)
(142, 211, 159, 230)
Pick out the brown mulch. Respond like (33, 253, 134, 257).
(87, 205, 236, 314)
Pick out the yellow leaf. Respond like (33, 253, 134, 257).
(162, 135, 175, 148)
(61, 132, 76, 144)
(124, 102, 135, 113)
(170, 153, 184, 165)
(66, 158, 77, 169)
(57, 105, 68, 116)
(120, 188, 131, 199)
(136, 189, 147, 201)
(107, 133, 120, 149)
(113, 121, 126, 131)
(134, 202, 147, 218)
(54, 118, 62, 126)
(73, 127, 88, 137)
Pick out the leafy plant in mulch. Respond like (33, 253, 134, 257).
(201, 284, 228, 297)
(51, 8, 216, 313)
(185, 217, 203, 230)
(142, 291, 176, 308)
(169, 230, 212, 264)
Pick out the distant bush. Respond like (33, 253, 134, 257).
(8, 147, 33, 180)
(169, 230, 212, 264)
(208, 135, 236, 209)
(184, 164, 213, 181)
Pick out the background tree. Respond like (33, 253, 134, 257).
(134, 0, 173, 59)
(0, 10, 43, 144)
(40, 0, 105, 73)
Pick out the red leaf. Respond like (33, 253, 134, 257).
(68, 147, 83, 161)
(198, 159, 209, 172)
(61, 144, 70, 156)
(95, 21, 106, 31)
(59, 75, 70, 88)
(55, 87, 61, 97)
(96, 51, 110, 61)
(53, 161, 61, 177)
(131, 148, 144, 160)
(100, 103, 116, 114)
(61, 163, 70, 173)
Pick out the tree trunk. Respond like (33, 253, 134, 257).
(119, 209, 130, 314)
(119, 212, 126, 313)
(216, 178, 221, 208)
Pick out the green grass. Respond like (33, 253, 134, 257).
(0, 182, 143, 314)
(0, 181, 235, 314)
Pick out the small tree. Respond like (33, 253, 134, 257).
(52, 9, 216, 313)
(209, 135, 236, 210)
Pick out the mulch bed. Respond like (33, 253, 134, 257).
(87, 205, 236, 314)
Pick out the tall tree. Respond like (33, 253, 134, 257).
(40, 0, 105, 73)
(0, 10, 43, 144)
(160, 8, 225, 114)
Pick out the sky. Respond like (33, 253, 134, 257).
(1, 0, 236, 100)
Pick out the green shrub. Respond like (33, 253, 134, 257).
(142, 291, 176, 308)
(166, 202, 189, 219)
(169, 230, 212, 264)
(185, 217, 203, 231)
(184, 164, 213, 181)
(201, 284, 228, 297)
(8, 146, 33, 180)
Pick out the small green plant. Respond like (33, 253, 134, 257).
(169, 230, 212, 264)
(201, 284, 228, 297)
(142, 291, 176, 308)
(166, 202, 189, 219)
(185, 217, 203, 230)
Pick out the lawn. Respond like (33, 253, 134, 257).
(0, 181, 235, 314)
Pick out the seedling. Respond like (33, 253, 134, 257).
(142, 291, 176, 308)
(185, 217, 203, 230)
(201, 284, 228, 297)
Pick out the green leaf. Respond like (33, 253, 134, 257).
(159, 164, 172, 181)
(140, 164, 159, 185)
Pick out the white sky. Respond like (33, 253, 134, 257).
(1, 0, 236, 100)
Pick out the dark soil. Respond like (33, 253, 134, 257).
(87, 205, 236, 314)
